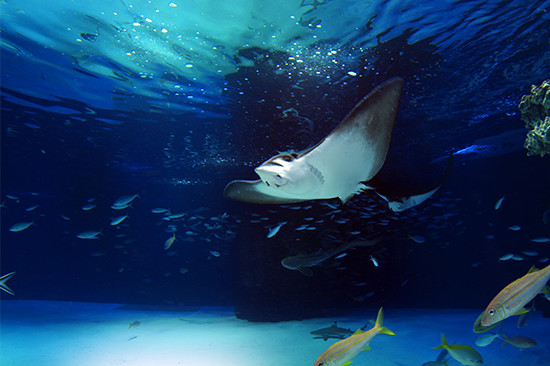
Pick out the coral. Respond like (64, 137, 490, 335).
(518, 79, 550, 157)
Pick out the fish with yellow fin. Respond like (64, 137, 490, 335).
(434, 334, 483, 365)
(313, 307, 395, 366)
(0, 272, 15, 295)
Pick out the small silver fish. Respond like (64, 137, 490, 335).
(267, 222, 287, 238)
(494, 195, 505, 210)
(498, 253, 514, 261)
(113, 194, 140, 207)
(77, 230, 102, 239)
(508, 225, 521, 231)
(110, 215, 128, 226)
(111, 203, 131, 210)
(530, 237, 550, 243)
(9, 221, 34, 232)
(408, 234, 426, 244)
(167, 213, 186, 219)
(82, 203, 96, 211)
(151, 208, 169, 213)
(6, 195, 19, 201)
(370, 255, 379, 267)
(321, 202, 338, 209)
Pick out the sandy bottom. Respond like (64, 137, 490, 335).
(1, 300, 549, 366)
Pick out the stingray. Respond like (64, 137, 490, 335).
(224, 78, 404, 204)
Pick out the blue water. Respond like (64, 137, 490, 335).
(2, 0, 550, 364)
(1, 301, 549, 366)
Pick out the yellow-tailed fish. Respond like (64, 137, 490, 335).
(313, 307, 395, 366)
(480, 263, 550, 327)
(164, 233, 176, 250)
(434, 334, 483, 365)
(0, 272, 16, 295)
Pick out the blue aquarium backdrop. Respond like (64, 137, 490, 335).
(1, 1, 550, 365)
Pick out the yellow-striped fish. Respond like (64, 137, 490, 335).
(481, 263, 550, 327)
(313, 307, 395, 366)
(472, 311, 503, 333)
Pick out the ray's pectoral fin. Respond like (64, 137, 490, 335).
(375, 153, 454, 212)
(340, 182, 372, 204)
(223, 179, 309, 204)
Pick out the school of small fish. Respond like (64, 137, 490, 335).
(2, 181, 549, 366)
(2, 192, 238, 280)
